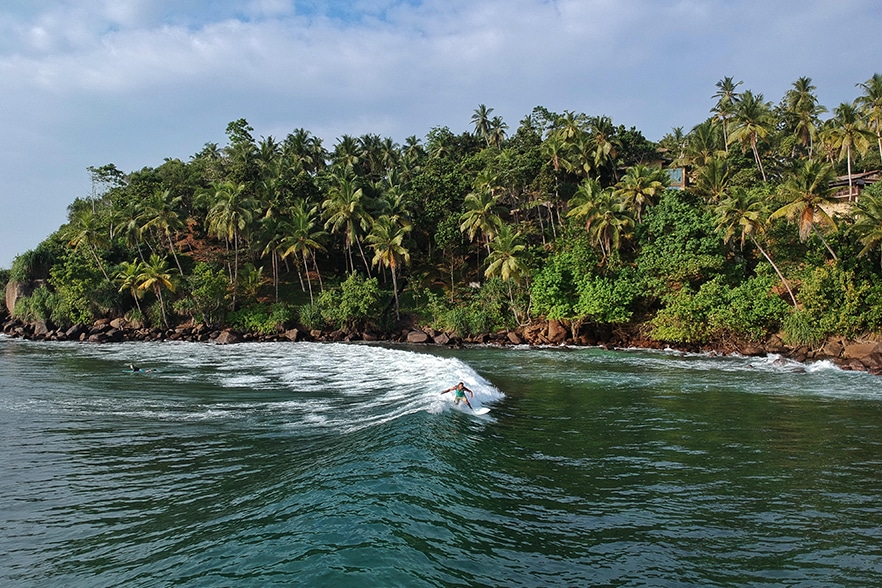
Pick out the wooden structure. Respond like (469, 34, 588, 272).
(829, 170, 881, 201)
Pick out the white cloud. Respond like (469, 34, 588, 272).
(1, 0, 881, 267)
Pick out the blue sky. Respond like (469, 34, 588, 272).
(2, 0, 881, 268)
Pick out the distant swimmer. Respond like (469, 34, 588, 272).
(128, 363, 154, 373)
(441, 381, 474, 409)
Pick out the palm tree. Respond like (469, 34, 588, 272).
(851, 189, 882, 269)
(280, 200, 327, 305)
(65, 207, 110, 280)
(471, 104, 494, 145)
(856, 73, 882, 162)
(588, 115, 619, 181)
(323, 170, 372, 275)
(332, 134, 361, 171)
(567, 178, 633, 264)
(683, 120, 725, 168)
(714, 187, 797, 306)
(488, 116, 509, 148)
(459, 188, 505, 254)
(712, 76, 742, 151)
(781, 76, 826, 158)
(728, 90, 774, 181)
(140, 189, 186, 275)
(366, 215, 412, 320)
(115, 260, 146, 314)
(259, 214, 287, 303)
(693, 156, 731, 203)
(822, 102, 873, 200)
(613, 165, 669, 223)
(770, 160, 839, 260)
(137, 254, 177, 328)
(204, 181, 254, 306)
(484, 223, 526, 321)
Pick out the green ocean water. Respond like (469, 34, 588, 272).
(2, 336, 882, 586)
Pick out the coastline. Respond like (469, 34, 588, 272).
(3, 316, 881, 377)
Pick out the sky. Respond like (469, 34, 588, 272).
(2, 0, 881, 269)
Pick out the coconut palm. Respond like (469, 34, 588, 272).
(780, 76, 826, 158)
(115, 260, 146, 314)
(280, 200, 327, 305)
(471, 104, 494, 145)
(683, 119, 725, 168)
(588, 115, 619, 181)
(821, 102, 873, 200)
(771, 160, 839, 260)
(693, 156, 731, 203)
(712, 76, 742, 151)
(488, 116, 509, 149)
(137, 254, 177, 329)
(613, 164, 669, 223)
(140, 189, 186, 275)
(484, 223, 527, 322)
(204, 181, 255, 307)
(323, 170, 372, 275)
(332, 134, 361, 171)
(714, 187, 797, 306)
(567, 178, 633, 264)
(64, 207, 110, 280)
(459, 187, 505, 254)
(484, 223, 525, 283)
(366, 215, 412, 319)
(851, 189, 882, 268)
(856, 73, 882, 162)
(728, 90, 774, 181)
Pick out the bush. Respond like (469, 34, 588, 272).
(574, 270, 641, 324)
(796, 264, 877, 339)
(782, 309, 824, 347)
(178, 262, 228, 326)
(650, 275, 788, 344)
(318, 273, 385, 331)
(12, 286, 59, 322)
(228, 303, 294, 335)
(297, 303, 325, 331)
(48, 249, 117, 326)
(530, 252, 584, 320)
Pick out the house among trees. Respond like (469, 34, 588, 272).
(829, 170, 881, 201)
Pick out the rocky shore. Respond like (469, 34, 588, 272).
(3, 315, 882, 376)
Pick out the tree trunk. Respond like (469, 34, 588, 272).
(812, 224, 839, 261)
(751, 135, 767, 182)
(752, 236, 797, 307)
(391, 264, 400, 320)
(167, 233, 183, 275)
(156, 285, 169, 329)
(303, 251, 314, 305)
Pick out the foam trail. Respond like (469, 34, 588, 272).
(65, 341, 504, 430)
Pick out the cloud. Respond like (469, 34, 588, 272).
(1, 0, 881, 267)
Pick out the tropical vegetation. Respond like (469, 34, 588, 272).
(4, 74, 882, 350)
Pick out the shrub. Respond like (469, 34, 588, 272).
(318, 273, 385, 331)
(574, 271, 641, 324)
(12, 286, 58, 322)
(228, 303, 294, 335)
(179, 262, 228, 326)
(297, 303, 325, 331)
(650, 275, 788, 344)
(782, 309, 824, 347)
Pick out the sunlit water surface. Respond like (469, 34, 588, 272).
(2, 336, 882, 586)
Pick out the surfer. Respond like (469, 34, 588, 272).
(128, 363, 153, 373)
(441, 382, 474, 409)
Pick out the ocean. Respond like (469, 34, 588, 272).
(2, 336, 882, 586)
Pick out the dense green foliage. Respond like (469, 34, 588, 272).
(7, 75, 882, 347)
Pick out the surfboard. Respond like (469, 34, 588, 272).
(472, 407, 491, 416)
